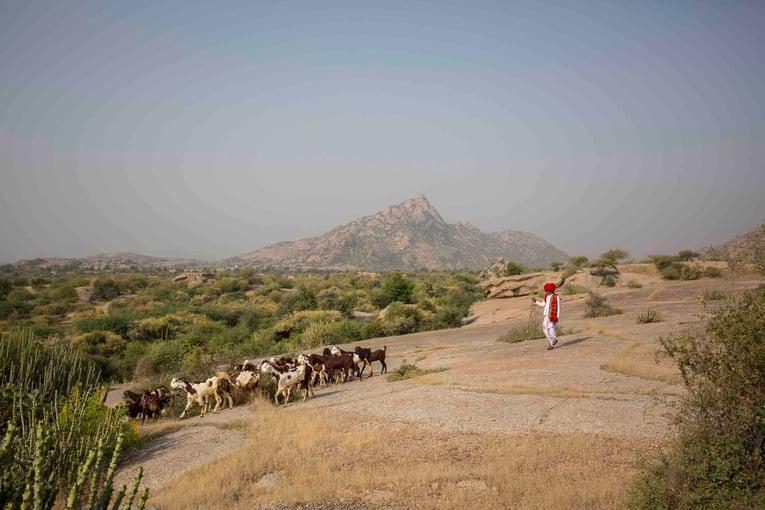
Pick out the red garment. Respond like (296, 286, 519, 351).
(548, 293, 559, 322)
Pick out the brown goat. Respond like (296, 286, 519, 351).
(323, 353, 358, 383)
(368, 346, 387, 374)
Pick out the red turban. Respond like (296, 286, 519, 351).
(544, 283, 556, 292)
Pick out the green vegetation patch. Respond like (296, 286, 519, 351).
(387, 360, 447, 381)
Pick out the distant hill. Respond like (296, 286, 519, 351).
(5, 252, 206, 272)
(699, 221, 765, 263)
(229, 195, 569, 271)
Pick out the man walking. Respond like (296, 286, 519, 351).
(533, 282, 560, 350)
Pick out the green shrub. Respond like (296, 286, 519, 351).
(380, 273, 415, 306)
(379, 302, 422, 336)
(600, 275, 616, 287)
(626, 281, 643, 288)
(499, 323, 545, 343)
(299, 320, 334, 349)
(272, 310, 343, 339)
(133, 340, 185, 377)
(649, 254, 680, 271)
(561, 266, 579, 282)
(680, 264, 703, 280)
(503, 261, 527, 276)
(560, 284, 589, 295)
(584, 292, 622, 318)
(660, 263, 683, 280)
(359, 321, 385, 340)
(0, 300, 33, 319)
(276, 285, 318, 315)
(0, 277, 11, 299)
(627, 287, 765, 508)
(73, 314, 131, 337)
(704, 266, 723, 278)
(326, 319, 363, 344)
(636, 309, 659, 324)
(45, 282, 79, 303)
(0, 330, 147, 508)
(387, 360, 425, 381)
(6, 288, 34, 302)
(92, 277, 121, 301)
(427, 305, 466, 329)
(702, 288, 727, 301)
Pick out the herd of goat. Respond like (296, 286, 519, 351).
(122, 344, 388, 422)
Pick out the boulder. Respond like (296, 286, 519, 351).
(478, 272, 562, 299)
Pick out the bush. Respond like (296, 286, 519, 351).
(627, 281, 643, 289)
(660, 263, 683, 280)
(680, 264, 703, 280)
(299, 320, 334, 350)
(584, 292, 622, 318)
(276, 285, 318, 315)
(561, 266, 579, 282)
(503, 261, 527, 276)
(0, 330, 148, 508)
(73, 314, 131, 337)
(92, 277, 121, 301)
(627, 288, 765, 508)
(387, 360, 425, 381)
(327, 319, 363, 344)
(499, 324, 544, 343)
(600, 275, 616, 287)
(636, 309, 659, 324)
(560, 284, 589, 295)
(650, 254, 680, 271)
(704, 266, 723, 278)
(702, 288, 727, 301)
(133, 340, 185, 377)
(380, 273, 415, 306)
(379, 302, 422, 336)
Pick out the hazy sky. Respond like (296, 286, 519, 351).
(2, 1, 764, 264)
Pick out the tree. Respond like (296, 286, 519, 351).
(277, 285, 318, 315)
(677, 249, 699, 261)
(601, 248, 629, 263)
(0, 277, 11, 299)
(549, 261, 564, 271)
(91, 277, 120, 301)
(503, 261, 527, 276)
(589, 249, 628, 276)
(569, 256, 589, 268)
(381, 273, 415, 305)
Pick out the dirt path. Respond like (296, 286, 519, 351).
(112, 274, 763, 506)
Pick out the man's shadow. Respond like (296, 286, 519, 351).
(558, 336, 591, 349)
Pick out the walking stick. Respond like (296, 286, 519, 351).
(527, 298, 535, 339)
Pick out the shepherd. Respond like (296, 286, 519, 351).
(533, 282, 560, 350)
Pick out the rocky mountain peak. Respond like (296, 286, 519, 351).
(375, 195, 446, 228)
(234, 196, 570, 271)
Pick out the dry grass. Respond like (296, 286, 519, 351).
(601, 353, 682, 385)
(587, 323, 683, 385)
(149, 402, 653, 510)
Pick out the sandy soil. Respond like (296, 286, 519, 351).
(111, 269, 763, 506)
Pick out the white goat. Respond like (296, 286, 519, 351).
(171, 377, 217, 418)
(261, 362, 314, 406)
(232, 370, 261, 400)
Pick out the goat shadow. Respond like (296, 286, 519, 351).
(557, 336, 592, 349)
(309, 389, 343, 399)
